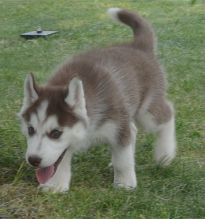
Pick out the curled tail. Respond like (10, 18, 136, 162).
(107, 8, 155, 53)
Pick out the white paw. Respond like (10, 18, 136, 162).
(114, 171, 137, 190)
(155, 146, 176, 166)
(38, 183, 69, 193)
(38, 179, 69, 193)
(155, 153, 175, 167)
(114, 182, 136, 190)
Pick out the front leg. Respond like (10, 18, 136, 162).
(39, 149, 72, 193)
(112, 122, 137, 189)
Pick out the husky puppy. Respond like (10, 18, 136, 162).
(18, 8, 176, 192)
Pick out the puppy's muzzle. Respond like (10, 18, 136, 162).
(28, 156, 42, 167)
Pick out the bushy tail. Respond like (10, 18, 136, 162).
(107, 8, 155, 53)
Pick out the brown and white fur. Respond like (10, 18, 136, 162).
(18, 8, 176, 193)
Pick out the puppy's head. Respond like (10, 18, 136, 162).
(18, 74, 88, 184)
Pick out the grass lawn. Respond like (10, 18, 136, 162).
(0, 0, 204, 218)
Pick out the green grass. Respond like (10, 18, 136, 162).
(0, 0, 204, 218)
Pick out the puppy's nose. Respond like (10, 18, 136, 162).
(28, 156, 41, 167)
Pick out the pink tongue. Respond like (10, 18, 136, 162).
(36, 165, 55, 184)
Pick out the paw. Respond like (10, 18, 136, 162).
(114, 171, 137, 190)
(38, 180, 69, 193)
(155, 151, 176, 167)
(114, 182, 136, 190)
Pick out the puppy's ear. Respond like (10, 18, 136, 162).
(24, 73, 39, 103)
(65, 77, 88, 122)
(18, 73, 39, 116)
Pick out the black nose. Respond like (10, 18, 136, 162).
(28, 156, 41, 167)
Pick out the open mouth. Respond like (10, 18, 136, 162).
(35, 149, 67, 184)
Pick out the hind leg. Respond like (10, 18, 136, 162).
(138, 98, 176, 166)
(111, 122, 137, 189)
(154, 113, 176, 166)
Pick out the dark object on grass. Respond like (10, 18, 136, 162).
(21, 28, 58, 39)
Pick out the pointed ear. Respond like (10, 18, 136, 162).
(65, 77, 88, 122)
(24, 73, 39, 103)
(18, 74, 39, 116)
